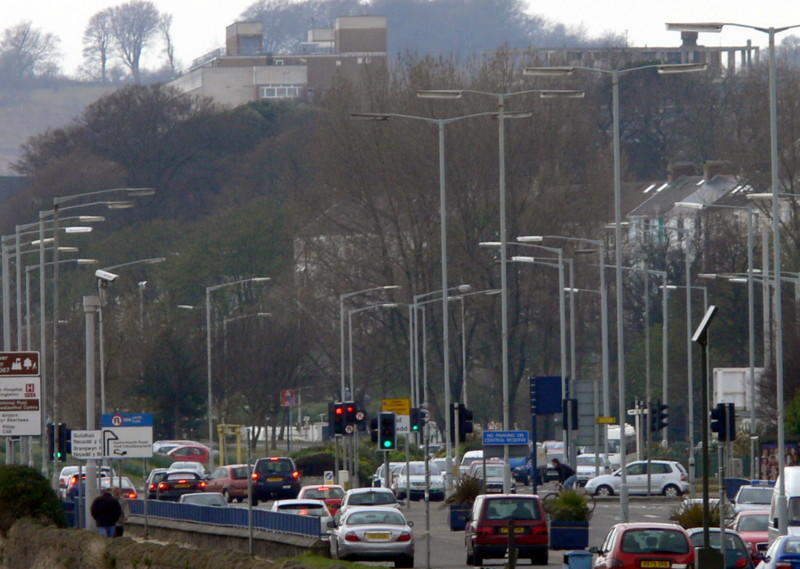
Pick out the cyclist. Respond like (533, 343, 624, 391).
(550, 458, 577, 489)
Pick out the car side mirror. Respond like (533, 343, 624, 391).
(589, 546, 600, 554)
(327, 520, 336, 528)
(754, 552, 767, 561)
(408, 521, 414, 527)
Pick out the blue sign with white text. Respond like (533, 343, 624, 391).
(483, 430, 530, 446)
(101, 413, 154, 427)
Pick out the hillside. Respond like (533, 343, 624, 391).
(0, 83, 115, 175)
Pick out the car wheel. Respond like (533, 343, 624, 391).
(531, 549, 548, 565)
(395, 555, 414, 568)
(223, 489, 233, 503)
(595, 484, 614, 497)
(663, 484, 681, 498)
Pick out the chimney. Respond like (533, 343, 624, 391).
(681, 32, 699, 48)
(703, 160, 730, 180)
(667, 161, 696, 182)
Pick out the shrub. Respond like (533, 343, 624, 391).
(672, 502, 723, 529)
(445, 475, 482, 506)
(0, 465, 66, 534)
(542, 489, 593, 522)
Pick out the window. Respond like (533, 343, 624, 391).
(259, 84, 301, 99)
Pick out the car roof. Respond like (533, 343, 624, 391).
(274, 499, 327, 506)
(348, 487, 394, 494)
(300, 484, 344, 491)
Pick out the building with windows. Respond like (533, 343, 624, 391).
(169, 16, 387, 107)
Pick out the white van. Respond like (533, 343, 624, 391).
(769, 465, 800, 542)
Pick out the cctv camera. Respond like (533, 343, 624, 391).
(95, 269, 119, 283)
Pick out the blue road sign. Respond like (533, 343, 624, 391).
(483, 430, 530, 446)
(101, 413, 154, 427)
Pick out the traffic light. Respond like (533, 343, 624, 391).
(332, 402, 345, 436)
(451, 403, 474, 443)
(46, 423, 55, 460)
(711, 403, 735, 442)
(562, 398, 578, 431)
(344, 401, 357, 426)
(654, 401, 668, 432)
(370, 417, 378, 442)
(356, 407, 367, 432)
(378, 412, 397, 450)
(410, 407, 423, 433)
(56, 423, 69, 461)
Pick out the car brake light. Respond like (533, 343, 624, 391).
(292, 471, 300, 479)
(397, 532, 411, 542)
(70, 475, 78, 484)
(533, 526, 548, 536)
(252, 472, 259, 481)
(149, 483, 156, 491)
(270, 457, 279, 461)
(476, 526, 493, 536)
(345, 532, 360, 542)
(681, 472, 687, 481)
(158, 482, 167, 490)
(735, 558, 748, 568)
(317, 487, 328, 491)
(127, 492, 137, 499)
(199, 481, 207, 489)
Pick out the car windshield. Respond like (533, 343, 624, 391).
(303, 487, 345, 499)
(476, 465, 506, 478)
(621, 529, 689, 554)
(484, 499, 541, 520)
(737, 514, 768, 531)
(689, 532, 745, 551)
(782, 538, 800, 554)
(738, 487, 773, 504)
(278, 503, 326, 516)
(577, 456, 602, 466)
(349, 492, 396, 506)
(403, 463, 441, 476)
(347, 511, 406, 525)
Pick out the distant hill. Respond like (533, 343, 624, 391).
(0, 83, 115, 175)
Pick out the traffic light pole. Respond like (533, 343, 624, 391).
(334, 436, 340, 485)
(453, 403, 460, 476)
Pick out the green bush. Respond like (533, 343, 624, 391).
(671, 502, 723, 529)
(445, 475, 482, 506)
(0, 465, 66, 534)
(294, 452, 335, 476)
(542, 489, 593, 522)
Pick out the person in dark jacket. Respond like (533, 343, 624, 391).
(550, 458, 577, 489)
(91, 488, 122, 537)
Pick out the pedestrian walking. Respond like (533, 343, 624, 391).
(91, 488, 122, 537)
(111, 486, 130, 537)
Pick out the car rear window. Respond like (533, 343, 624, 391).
(278, 503, 326, 516)
(349, 491, 396, 505)
(738, 487, 773, 504)
(347, 511, 405, 525)
(166, 472, 200, 481)
(621, 529, 689, 554)
(231, 467, 249, 479)
(738, 514, 768, 531)
(304, 487, 345, 499)
(257, 459, 293, 474)
(689, 532, 746, 550)
(484, 498, 541, 520)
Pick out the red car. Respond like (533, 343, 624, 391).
(729, 509, 770, 562)
(205, 464, 251, 503)
(465, 494, 548, 566)
(166, 444, 210, 464)
(593, 522, 694, 569)
(297, 485, 346, 514)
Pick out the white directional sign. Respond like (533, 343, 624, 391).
(396, 414, 410, 434)
(69, 427, 153, 459)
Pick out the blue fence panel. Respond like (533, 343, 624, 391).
(128, 500, 320, 538)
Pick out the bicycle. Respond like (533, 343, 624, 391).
(540, 481, 596, 515)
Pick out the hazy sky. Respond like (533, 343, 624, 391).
(5, 0, 800, 76)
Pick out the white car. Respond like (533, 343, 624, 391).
(370, 462, 403, 488)
(168, 461, 206, 476)
(575, 453, 612, 486)
(338, 487, 400, 519)
(271, 499, 332, 534)
(391, 461, 446, 501)
(733, 484, 774, 513)
(584, 460, 690, 497)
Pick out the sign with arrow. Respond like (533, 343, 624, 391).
(69, 427, 153, 459)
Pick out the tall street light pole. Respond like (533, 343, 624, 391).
(419, 88, 584, 494)
(668, 21, 800, 535)
(353, 110, 497, 485)
(525, 62, 705, 520)
(206, 277, 270, 470)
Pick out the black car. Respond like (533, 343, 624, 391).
(251, 457, 301, 505)
(155, 470, 208, 501)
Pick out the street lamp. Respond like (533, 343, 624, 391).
(419, 87, 583, 495)
(525, 61, 705, 520)
(95, 257, 166, 417)
(667, 20, 800, 535)
(452, 288, 501, 407)
(206, 277, 270, 470)
(679, 201, 758, 477)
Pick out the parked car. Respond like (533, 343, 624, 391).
(729, 509, 770, 562)
(464, 494, 548, 566)
(391, 461, 446, 501)
(179, 492, 228, 507)
(757, 534, 800, 569)
(205, 464, 251, 503)
(591, 522, 694, 569)
(297, 485, 346, 515)
(584, 460, 690, 497)
(329, 506, 414, 568)
(575, 453, 612, 486)
(153, 439, 206, 454)
(271, 499, 333, 534)
(466, 460, 516, 494)
(686, 527, 755, 569)
(734, 484, 774, 513)
(251, 456, 301, 505)
(156, 470, 208, 501)
(166, 444, 210, 464)
(144, 468, 169, 499)
(337, 487, 400, 519)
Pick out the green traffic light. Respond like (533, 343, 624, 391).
(383, 440, 391, 448)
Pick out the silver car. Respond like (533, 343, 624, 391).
(337, 487, 400, 518)
(329, 506, 414, 568)
(271, 499, 333, 535)
(179, 492, 228, 507)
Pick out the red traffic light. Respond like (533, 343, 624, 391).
(335, 407, 344, 415)
(346, 405, 355, 413)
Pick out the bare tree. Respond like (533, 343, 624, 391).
(0, 21, 60, 80)
(110, 0, 161, 83)
(159, 13, 176, 75)
(82, 9, 115, 82)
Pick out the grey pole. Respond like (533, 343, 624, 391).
(38, 215, 47, 478)
(83, 295, 100, 531)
